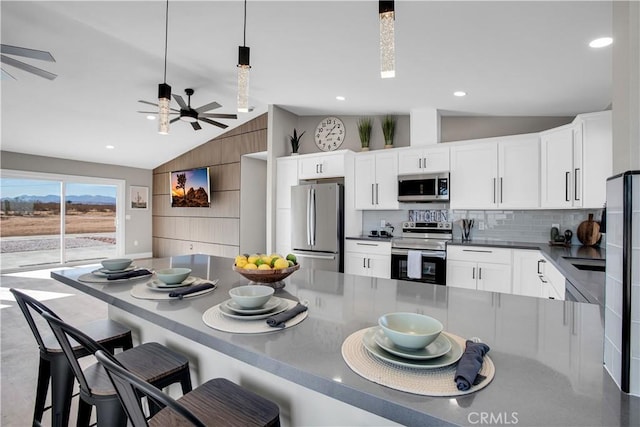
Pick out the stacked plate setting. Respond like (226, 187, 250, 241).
(363, 313, 464, 369)
(220, 285, 288, 320)
(146, 268, 194, 291)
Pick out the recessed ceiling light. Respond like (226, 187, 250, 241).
(105, 145, 115, 149)
(146, 115, 156, 120)
(336, 96, 346, 101)
(453, 91, 467, 97)
(589, 37, 613, 48)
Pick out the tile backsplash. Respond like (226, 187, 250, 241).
(363, 208, 605, 244)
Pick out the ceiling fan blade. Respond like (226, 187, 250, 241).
(170, 117, 181, 124)
(137, 111, 178, 114)
(0, 54, 56, 80)
(191, 122, 202, 131)
(173, 94, 188, 109)
(195, 101, 221, 113)
(1, 44, 55, 62)
(200, 113, 238, 119)
(200, 117, 228, 129)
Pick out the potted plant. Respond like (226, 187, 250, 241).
(357, 117, 372, 151)
(381, 115, 396, 148)
(289, 128, 305, 155)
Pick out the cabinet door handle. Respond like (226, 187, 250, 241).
(320, 163, 323, 174)
(363, 257, 366, 268)
(538, 275, 548, 283)
(472, 267, 475, 279)
(371, 184, 375, 205)
(565, 171, 570, 201)
(500, 177, 503, 203)
(424, 157, 427, 168)
(375, 183, 379, 205)
(367, 258, 371, 268)
(537, 259, 546, 274)
(419, 158, 422, 169)
(493, 178, 496, 203)
(478, 267, 482, 280)
(316, 164, 319, 174)
(574, 168, 580, 201)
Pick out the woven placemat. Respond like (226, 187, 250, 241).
(202, 299, 307, 333)
(130, 279, 216, 300)
(341, 328, 495, 397)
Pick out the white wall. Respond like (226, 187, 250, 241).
(240, 155, 267, 254)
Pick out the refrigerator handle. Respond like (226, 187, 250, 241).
(306, 188, 312, 245)
(310, 187, 316, 246)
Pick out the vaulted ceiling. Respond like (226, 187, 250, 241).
(1, 1, 612, 169)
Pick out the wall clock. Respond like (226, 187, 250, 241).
(314, 116, 345, 152)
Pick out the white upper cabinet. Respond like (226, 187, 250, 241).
(451, 135, 539, 210)
(541, 111, 611, 209)
(354, 150, 399, 210)
(298, 151, 347, 179)
(397, 145, 450, 175)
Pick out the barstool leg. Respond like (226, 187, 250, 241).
(76, 399, 92, 427)
(50, 357, 75, 427)
(33, 356, 50, 426)
(95, 397, 127, 427)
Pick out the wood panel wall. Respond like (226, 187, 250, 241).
(152, 114, 267, 258)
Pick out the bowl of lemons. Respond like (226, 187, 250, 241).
(233, 253, 300, 284)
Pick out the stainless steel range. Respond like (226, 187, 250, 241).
(390, 221, 452, 285)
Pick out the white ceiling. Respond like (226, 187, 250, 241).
(1, 1, 612, 169)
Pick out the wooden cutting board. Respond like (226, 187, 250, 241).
(576, 213, 601, 246)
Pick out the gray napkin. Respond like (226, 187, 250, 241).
(266, 302, 308, 328)
(454, 340, 490, 391)
(106, 269, 152, 280)
(169, 282, 217, 299)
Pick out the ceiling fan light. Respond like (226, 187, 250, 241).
(158, 83, 171, 135)
(237, 46, 251, 113)
(379, 1, 395, 79)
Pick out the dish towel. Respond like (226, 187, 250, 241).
(407, 250, 422, 279)
(169, 282, 217, 299)
(266, 303, 308, 328)
(106, 269, 153, 280)
(454, 340, 491, 391)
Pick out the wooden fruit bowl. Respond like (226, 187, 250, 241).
(232, 263, 300, 283)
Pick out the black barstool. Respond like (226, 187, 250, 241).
(41, 311, 193, 426)
(10, 288, 133, 427)
(95, 349, 281, 427)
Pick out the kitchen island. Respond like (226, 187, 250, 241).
(51, 254, 638, 427)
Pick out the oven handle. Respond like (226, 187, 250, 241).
(391, 248, 446, 259)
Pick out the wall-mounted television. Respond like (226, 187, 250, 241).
(170, 167, 211, 207)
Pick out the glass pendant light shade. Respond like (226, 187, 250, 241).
(158, 83, 171, 135)
(237, 46, 250, 113)
(379, 0, 395, 79)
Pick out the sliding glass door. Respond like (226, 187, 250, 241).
(0, 171, 124, 271)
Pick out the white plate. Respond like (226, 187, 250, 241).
(146, 276, 197, 290)
(224, 297, 282, 314)
(91, 266, 136, 276)
(362, 328, 463, 369)
(373, 327, 452, 360)
(218, 299, 289, 320)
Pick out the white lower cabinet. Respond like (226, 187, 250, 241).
(446, 246, 512, 294)
(542, 260, 565, 300)
(512, 249, 549, 298)
(345, 240, 391, 279)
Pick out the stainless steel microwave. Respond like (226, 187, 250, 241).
(398, 173, 449, 202)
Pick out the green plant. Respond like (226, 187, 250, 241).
(381, 115, 396, 145)
(357, 117, 372, 148)
(289, 128, 305, 153)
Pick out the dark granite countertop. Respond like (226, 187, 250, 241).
(447, 239, 605, 305)
(51, 254, 638, 427)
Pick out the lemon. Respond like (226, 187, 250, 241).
(244, 263, 258, 270)
(235, 255, 247, 264)
(273, 258, 289, 270)
(261, 256, 273, 265)
(270, 253, 282, 259)
(258, 263, 271, 270)
(236, 259, 248, 268)
(247, 255, 259, 264)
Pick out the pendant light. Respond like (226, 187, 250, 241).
(379, 0, 395, 79)
(237, 0, 251, 113)
(158, 0, 172, 134)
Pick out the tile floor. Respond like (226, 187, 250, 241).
(1, 267, 108, 426)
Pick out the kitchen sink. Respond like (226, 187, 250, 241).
(564, 257, 606, 272)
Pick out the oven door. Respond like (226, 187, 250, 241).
(390, 248, 446, 285)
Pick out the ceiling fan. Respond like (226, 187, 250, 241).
(138, 88, 237, 131)
(1, 44, 57, 80)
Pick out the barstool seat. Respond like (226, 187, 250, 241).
(41, 311, 192, 427)
(95, 350, 281, 427)
(10, 288, 133, 427)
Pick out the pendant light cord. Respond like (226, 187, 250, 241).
(163, 0, 169, 83)
(243, 0, 247, 47)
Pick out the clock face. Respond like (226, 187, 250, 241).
(314, 117, 345, 152)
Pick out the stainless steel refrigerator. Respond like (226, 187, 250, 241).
(291, 182, 344, 272)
